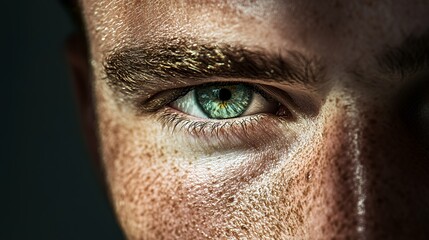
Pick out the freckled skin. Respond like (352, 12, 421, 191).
(77, 0, 429, 239)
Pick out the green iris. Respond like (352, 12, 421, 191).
(195, 84, 252, 119)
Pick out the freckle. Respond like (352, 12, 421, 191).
(169, 207, 176, 214)
(217, 190, 228, 198)
(227, 197, 235, 203)
(306, 171, 312, 181)
(303, 186, 310, 197)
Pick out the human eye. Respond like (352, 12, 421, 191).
(150, 81, 301, 146)
(170, 83, 279, 119)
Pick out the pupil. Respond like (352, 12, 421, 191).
(218, 88, 232, 101)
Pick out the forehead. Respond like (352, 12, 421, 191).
(81, 0, 429, 63)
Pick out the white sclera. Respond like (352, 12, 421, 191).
(170, 90, 207, 118)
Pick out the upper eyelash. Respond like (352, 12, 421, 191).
(145, 82, 275, 112)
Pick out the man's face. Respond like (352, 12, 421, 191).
(78, 1, 429, 239)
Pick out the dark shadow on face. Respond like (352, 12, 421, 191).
(69, 0, 429, 239)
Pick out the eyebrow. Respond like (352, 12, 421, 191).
(103, 39, 325, 101)
(377, 30, 429, 77)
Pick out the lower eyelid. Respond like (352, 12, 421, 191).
(155, 107, 290, 149)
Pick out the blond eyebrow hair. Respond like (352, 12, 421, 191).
(103, 38, 325, 99)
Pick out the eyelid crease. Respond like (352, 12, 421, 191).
(138, 87, 190, 112)
(256, 85, 320, 118)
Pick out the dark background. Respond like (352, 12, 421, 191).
(3, 1, 124, 239)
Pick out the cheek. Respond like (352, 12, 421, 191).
(98, 115, 186, 239)
(94, 93, 352, 239)
(95, 82, 330, 239)
(98, 113, 324, 239)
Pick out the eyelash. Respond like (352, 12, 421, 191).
(155, 108, 288, 147)
(158, 108, 261, 135)
(151, 82, 292, 142)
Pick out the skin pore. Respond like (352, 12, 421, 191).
(76, 0, 429, 239)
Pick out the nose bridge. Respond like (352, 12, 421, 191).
(319, 91, 429, 239)
(317, 94, 371, 239)
(341, 97, 375, 238)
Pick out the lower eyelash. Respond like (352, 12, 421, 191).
(155, 107, 287, 147)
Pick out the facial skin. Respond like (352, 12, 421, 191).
(71, 0, 429, 239)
